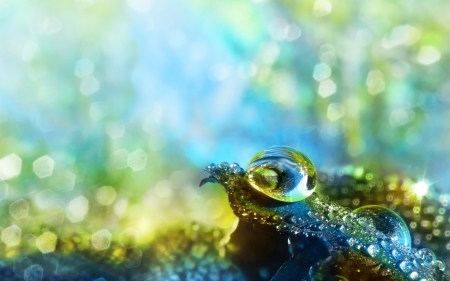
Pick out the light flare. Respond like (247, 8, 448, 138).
(412, 181, 429, 197)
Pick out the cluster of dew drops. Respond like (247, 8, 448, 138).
(203, 158, 448, 280)
(275, 194, 447, 280)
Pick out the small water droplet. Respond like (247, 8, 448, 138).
(414, 248, 436, 268)
(391, 249, 403, 260)
(436, 259, 446, 271)
(409, 271, 419, 280)
(380, 239, 392, 251)
(229, 163, 243, 174)
(367, 244, 380, 257)
(348, 237, 357, 246)
(399, 260, 415, 273)
(206, 163, 216, 171)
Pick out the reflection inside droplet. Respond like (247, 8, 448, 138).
(353, 205, 411, 248)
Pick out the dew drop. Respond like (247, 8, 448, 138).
(380, 239, 392, 251)
(230, 163, 244, 174)
(391, 249, 403, 260)
(399, 260, 415, 273)
(347, 237, 357, 246)
(409, 271, 419, 280)
(367, 244, 380, 257)
(246, 146, 317, 202)
(414, 248, 436, 268)
(436, 259, 446, 271)
(353, 205, 411, 247)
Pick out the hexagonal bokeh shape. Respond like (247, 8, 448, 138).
(23, 264, 43, 281)
(0, 180, 8, 200)
(34, 189, 55, 209)
(92, 229, 112, 250)
(1, 225, 22, 247)
(119, 228, 139, 249)
(10, 199, 29, 219)
(96, 186, 117, 206)
(66, 196, 89, 223)
(13, 257, 32, 278)
(0, 154, 22, 180)
(33, 155, 55, 178)
(36, 232, 58, 254)
(127, 149, 147, 171)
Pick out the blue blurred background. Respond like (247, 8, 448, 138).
(0, 0, 449, 251)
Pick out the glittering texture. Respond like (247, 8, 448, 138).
(204, 146, 450, 280)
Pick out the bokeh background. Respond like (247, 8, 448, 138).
(1, 0, 450, 272)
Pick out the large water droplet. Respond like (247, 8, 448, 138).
(246, 146, 317, 202)
(353, 205, 411, 247)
